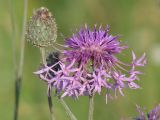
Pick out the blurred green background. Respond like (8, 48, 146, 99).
(0, 0, 160, 120)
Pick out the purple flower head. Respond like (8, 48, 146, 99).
(148, 105, 160, 120)
(64, 25, 127, 66)
(35, 25, 146, 102)
(134, 105, 160, 120)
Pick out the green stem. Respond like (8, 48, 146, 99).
(18, 0, 28, 78)
(88, 95, 94, 120)
(40, 47, 46, 64)
(40, 47, 56, 120)
(12, 0, 28, 120)
(48, 96, 56, 120)
(59, 98, 77, 120)
(14, 76, 21, 120)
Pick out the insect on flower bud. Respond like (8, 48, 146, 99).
(26, 7, 57, 47)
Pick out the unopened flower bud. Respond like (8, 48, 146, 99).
(26, 7, 57, 47)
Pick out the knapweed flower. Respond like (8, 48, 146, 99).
(134, 105, 160, 120)
(35, 25, 146, 101)
(148, 105, 160, 120)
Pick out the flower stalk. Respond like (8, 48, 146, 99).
(59, 98, 77, 120)
(88, 95, 94, 120)
(48, 96, 55, 120)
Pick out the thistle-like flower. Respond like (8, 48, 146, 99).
(26, 7, 57, 47)
(134, 105, 160, 120)
(35, 25, 146, 102)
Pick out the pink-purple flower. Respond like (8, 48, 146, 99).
(135, 105, 160, 120)
(35, 25, 146, 101)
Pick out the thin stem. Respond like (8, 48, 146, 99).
(40, 47, 55, 120)
(40, 47, 46, 64)
(14, 77, 21, 120)
(59, 98, 77, 120)
(48, 96, 56, 120)
(18, 0, 28, 78)
(13, 0, 28, 120)
(88, 95, 94, 120)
